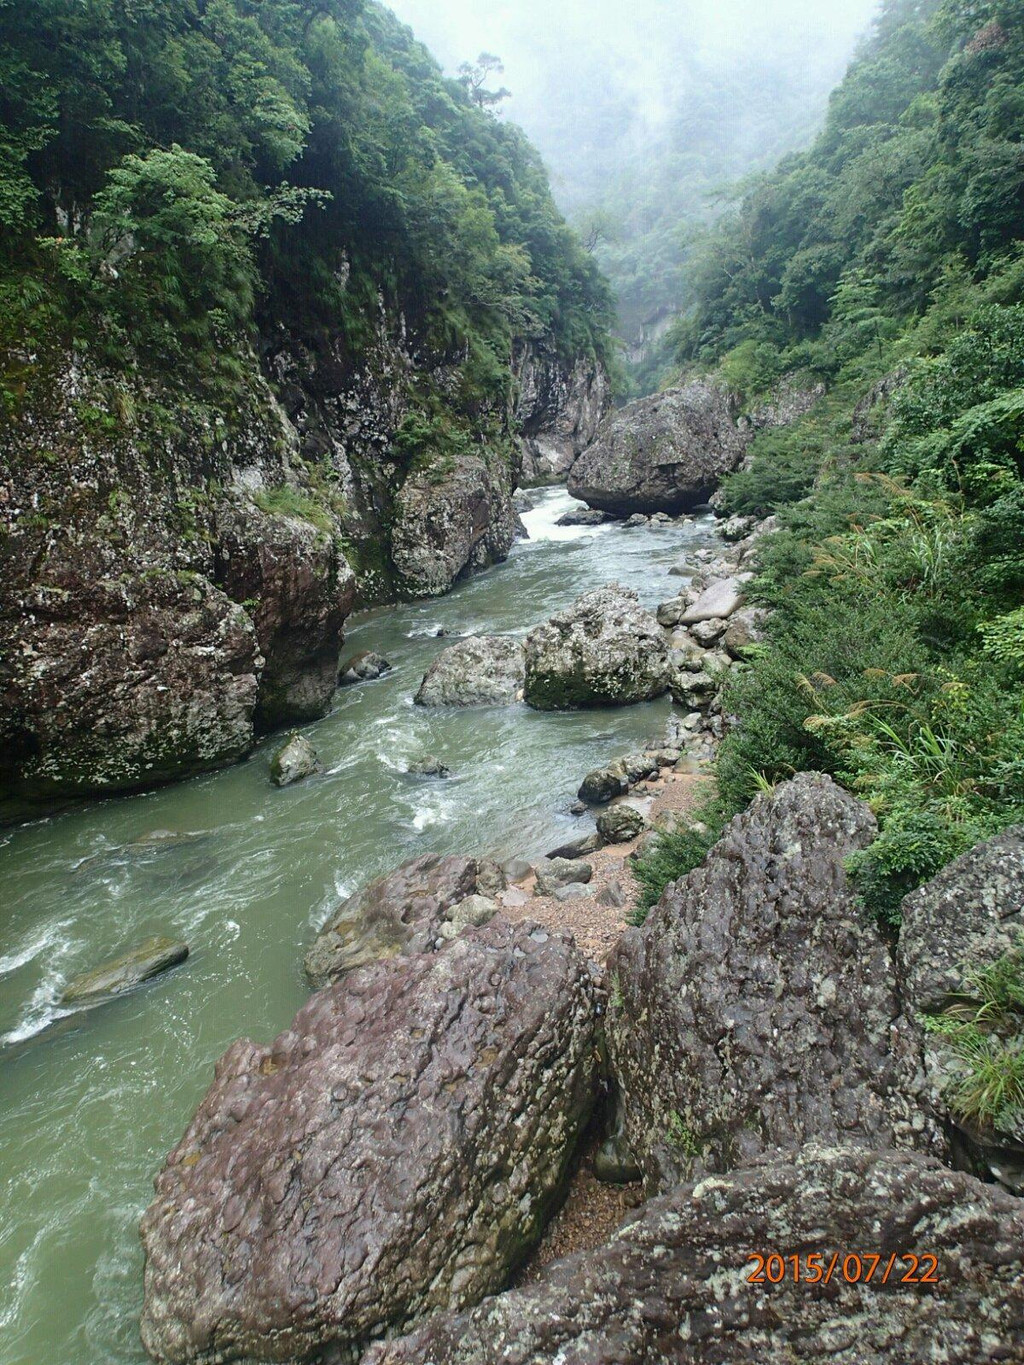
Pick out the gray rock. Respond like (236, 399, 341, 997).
(655, 595, 692, 628)
(363, 1146, 1024, 1365)
(269, 734, 322, 787)
(719, 513, 755, 541)
(60, 936, 189, 1005)
(304, 854, 478, 986)
(552, 882, 591, 903)
(578, 762, 628, 804)
(534, 858, 593, 896)
(689, 616, 727, 647)
(567, 380, 747, 516)
(623, 513, 649, 528)
(474, 859, 507, 898)
(597, 804, 646, 844)
(338, 650, 391, 685)
(406, 754, 453, 779)
(618, 752, 660, 783)
(897, 828, 1024, 1192)
(140, 921, 598, 1365)
(500, 858, 534, 885)
(597, 878, 628, 909)
(668, 669, 717, 710)
(524, 585, 669, 711)
(723, 605, 768, 658)
(555, 507, 609, 527)
(547, 832, 604, 860)
(439, 894, 498, 939)
(680, 575, 746, 623)
(415, 636, 525, 707)
(608, 773, 941, 1190)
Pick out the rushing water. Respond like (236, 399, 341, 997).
(0, 488, 716, 1365)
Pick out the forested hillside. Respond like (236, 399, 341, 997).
(643, 0, 1024, 922)
(0, 0, 614, 819)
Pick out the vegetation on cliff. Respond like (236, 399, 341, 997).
(638, 0, 1024, 922)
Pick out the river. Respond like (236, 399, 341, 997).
(0, 488, 715, 1365)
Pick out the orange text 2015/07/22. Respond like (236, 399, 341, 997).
(746, 1252, 940, 1286)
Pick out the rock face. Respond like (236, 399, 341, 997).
(391, 455, 516, 600)
(363, 1146, 1024, 1365)
(415, 636, 526, 707)
(269, 734, 321, 787)
(608, 773, 936, 1189)
(140, 920, 597, 1365)
(516, 343, 610, 485)
(60, 936, 189, 1005)
(304, 854, 478, 987)
(524, 585, 669, 711)
(897, 828, 1024, 1192)
(567, 380, 747, 515)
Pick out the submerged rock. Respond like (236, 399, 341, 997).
(338, 651, 391, 685)
(415, 636, 525, 707)
(608, 773, 939, 1189)
(304, 854, 478, 987)
(524, 585, 669, 711)
(269, 734, 322, 787)
(567, 379, 747, 515)
(140, 920, 598, 1365)
(363, 1146, 1024, 1365)
(405, 754, 453, 779)
(60, 936, 189, 1005)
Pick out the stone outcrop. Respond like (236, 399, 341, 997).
(515, 343, 609, 485)
(363, 1146, 1024, 1365)
(567, 379, 747, 515)
(414, 636, 526, 707)
(390, 455, 516, 600)
(897, 828, 1024, 1193)
(524, 585, 669, 710)
(304, 854, 479, 987)
(140, 920, 597, 1365)
(608, 773, 937, 1189)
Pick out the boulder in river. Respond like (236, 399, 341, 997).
(608, 772, 940, 1189)
(338, 651, 391, 685)
(578, 762, 629, 804)
(415, 636, 525, 707)
(269, 733, 322, 787)
(555, 506, 610, 527)
(566, 380, 747, 516)
(897, 827, 1024, 1193)
(60, 936, 189, 1005)
(304, 854, 478, 987)
(140, 920, 597, 1365)
(362, 1146, 1024, 1365)
(524, 585, 669, 711)
(406, 754, 453, 779)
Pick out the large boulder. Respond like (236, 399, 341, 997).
(607, 773, 937, 1189)
(391, 455, 515, 599)
(305, 854, 478, 986)
(140, 921, 597, 1365)
(897, 828, 1024, 1193)
(363, 1146, 1024, 1365)
(269, 734, 321, 787)
(415, 636, 525, 707)
(523, 585, 669, 711)
(567, 380, 747, 516)
(679, 575, 747, 624)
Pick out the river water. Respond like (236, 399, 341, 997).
(0, 488, 715, 1365)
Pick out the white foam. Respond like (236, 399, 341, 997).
(519, 488, 607, 543)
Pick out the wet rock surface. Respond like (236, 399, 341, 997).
(516, 344, 609, 485)
(362, 1146, 1024, 1365)
(60, 936, 189, 1005)
(140, 920, 598, 1365)
(415, 636, 525, 707)
(608, 773, 938, 1189)
(269, 734, 321, 787)
(339, 651, 391, 685)
(524, 585, 669, 710)
(304, 854, 478, 986)
(567, 380, 747, 515)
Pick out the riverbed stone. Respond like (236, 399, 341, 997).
(140, 920, 598, 1365)
(438, 894, 498, 939)
(339, 651, 391, 685)
(269, 734, 322, 787)
(524, 585, 669, 711)
(60, 936, 189, 1005)
(597, 803, 646, 844)
(723, 605, 768, 657)
(500, 858, 534, 885)
(362, 1146, 1024, 1365)
(578, 762, 628, 804)
(406, 754, 453, 779)
(414, 636, 525, 707)
(534, 857, 593, 896)
(304, 854, 478, 986)
(556, 506, 610, 527)
(680, 575, 746, 623)
(608, 773, 939, 1190)
(548, 832, 604, 860)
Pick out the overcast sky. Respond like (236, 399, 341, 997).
(384, 0, 882, 175)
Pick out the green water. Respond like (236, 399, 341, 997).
(0, 488, 714, 1365)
